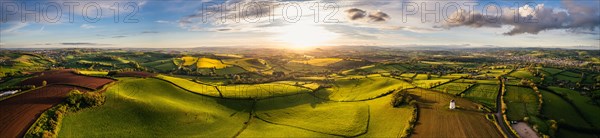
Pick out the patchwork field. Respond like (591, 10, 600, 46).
(407, 89, 502, 138)
(540, 90, 592, 129)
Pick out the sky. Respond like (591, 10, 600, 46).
(0, 0, 599, 49)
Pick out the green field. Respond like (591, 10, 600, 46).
(555, 74, 580, 83)
(343, 64, 407, 74)
(412, 79, 450, 88)
(504, 86, 539, 121)
(59, 78, 253, 137)
(463, 84, 499, 109)
(548, 86, 600, 127)
(223, 58, 270, 72)
(456, 79, 499, 85)
(432, 82, 474, 95)
(509, 70, 541, 82)
(255, 93, 368, 137)
(141, 59, 177, 72)
(181, 56, 198, 66)
(540, 90, 592, 129)
(315, 76, 413, 101)
(78, 70, 108, 76)
(539, 67, 562, 75)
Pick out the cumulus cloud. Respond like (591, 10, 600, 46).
(441, 3, 600, 35)
(346, 8, 367, 20)
(345, 8, 391, 22)
(368, 11, 390, 22)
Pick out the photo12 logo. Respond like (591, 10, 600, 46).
(1, 1, 140, 23)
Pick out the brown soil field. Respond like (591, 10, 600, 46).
(19, 69, 114, 90)
(0, 85, 87, 138)
(113, 71, 156, 78)
(408, 88, 503, 138)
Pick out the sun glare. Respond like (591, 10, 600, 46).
(274, 24, 339, 49)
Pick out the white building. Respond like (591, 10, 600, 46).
(449, 99, 456, 109)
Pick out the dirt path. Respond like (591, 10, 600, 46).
(512, 122, 539, 138)
(408, 88, 503, 138)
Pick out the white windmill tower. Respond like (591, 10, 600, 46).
(449, 99, 456, 109)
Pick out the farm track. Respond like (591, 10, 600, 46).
(495, 78, 516, 138)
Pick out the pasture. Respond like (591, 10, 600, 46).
(315, 76, 413, 101)
(58, 78, 253, 137)
(463, 84, 499, 109)
(432, 82, 473, 95)
(548, 87, 600, 127)
(504, 86, 539, 121)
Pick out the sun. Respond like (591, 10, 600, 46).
(273, 23, 338, 49)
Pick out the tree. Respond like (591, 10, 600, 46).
(42, 80, 47, 86)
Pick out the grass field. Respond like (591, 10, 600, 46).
(540, 90, 592, 129)
(315, 76, 412, 101)
(155, 75, 221, 97)
(197, 57, 228, 69)
(59, 78, 253, 137)
(0, 76, 32, 89)
(413, 74, 429, 80)
(217, 83, 312, 99)
(343, 64, 407, 74)
(255, 93, 368, 137)
(548, 86, 600, 127)
(504, 86, 539, 121)
(432, 82, 474, 95)
(290, 58, 343, 67)
(456, 79, 499, 85)
(539, 67, 562, 75)
(78, 70, 108, 76)
(223, 58, 270, 72)
(407, 89, 502, 138)
(359, 93, 414, 137)
(141, 59, 176, 72)
(440, 73, 469, 79)
(509, 70, 541, 82)
(463, 84, 499, 109)
(214, 66, 247, 75)
(555, 74, 580, 83)
(412, 79, 451, 88)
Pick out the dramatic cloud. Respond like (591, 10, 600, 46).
(345, 8, 391, 22)
(368, 11, 390, 22)
(346, 8, 367, 20)
(441, 3, 600, 35)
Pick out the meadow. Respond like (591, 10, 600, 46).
(315, 76, 413, 101)
(504, 86, 539, 121)
(432, 82, 474, 95)
(463, 84, 499, 109)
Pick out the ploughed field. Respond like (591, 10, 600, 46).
(19, 69, 114, 90)
(407, 89, 503, 138)
(0, 85, 87, 138)
(0, 69, 115, 138)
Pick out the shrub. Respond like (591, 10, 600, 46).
(392, 91, 414, 107)
(66, 89, 105, 110)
